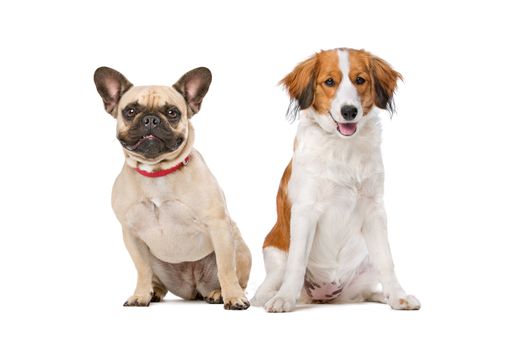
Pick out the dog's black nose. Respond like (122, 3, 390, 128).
(142, 115, 160, 130)
(341, 105, 358, 121)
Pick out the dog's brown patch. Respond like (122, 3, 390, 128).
(348, 50, 375, 115)
(263, 161, 293, 252)
(365, 51, 402, 113)
(311, 50, 341, 114)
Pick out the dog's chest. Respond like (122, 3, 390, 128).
(124, 196, 213, 264)
(307, 193, 370, 277)
(292, 122, 383, 288)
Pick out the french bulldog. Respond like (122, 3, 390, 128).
(94, 66, 251, 310)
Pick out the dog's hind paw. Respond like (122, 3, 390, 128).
(389, 295, 421, 310)
(204, 289, 223, 304)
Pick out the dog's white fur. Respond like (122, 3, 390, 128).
(253, 50, 420, 312)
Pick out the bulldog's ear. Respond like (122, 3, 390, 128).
(280, 54, 319, 121)
(173, 67, 212, 117)
(370, 56, 402, 113)
(94, 67, 133, 116)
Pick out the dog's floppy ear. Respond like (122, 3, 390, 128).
(173, 67, 212, 117)
(94, 67, 133, 117)
(280, 55, 319, 120)
(370, 55, 402, 113)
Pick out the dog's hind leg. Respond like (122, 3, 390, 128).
(333, 261, 386, 304)
(151, 274, 168, 302)
(251, 247, 287, 306)
(193, 252, 223, 304)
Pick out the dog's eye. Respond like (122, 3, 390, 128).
(167, 107, 181, 120)
(123, 107, 137, 119)
(324, 78, 335, 87)
(355, 77, 366, 85)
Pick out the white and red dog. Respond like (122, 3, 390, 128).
(252, 48, 420, 312)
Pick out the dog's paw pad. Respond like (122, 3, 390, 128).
(204, 289, 223, 304)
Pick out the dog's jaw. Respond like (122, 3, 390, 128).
(124, 123, 195, 173)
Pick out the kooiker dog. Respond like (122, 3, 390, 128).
(252, 48, 420, 312)
(94, 66, 251, 310)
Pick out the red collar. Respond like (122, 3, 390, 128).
(135, 155, 190, 178)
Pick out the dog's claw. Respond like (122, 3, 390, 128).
(123, 300, 150, 307)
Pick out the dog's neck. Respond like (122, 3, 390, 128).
(124, 124, 195, 173)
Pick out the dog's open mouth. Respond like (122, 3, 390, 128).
(129, 134, 161, 150)
(336, 122, 357, 136)
(329, 112, 358, 137)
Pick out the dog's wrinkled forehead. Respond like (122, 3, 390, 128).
(119, 86, 187, 114)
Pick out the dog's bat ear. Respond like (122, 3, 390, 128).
(94, 67, 133, 116)
(280, 54, 319, 121)
(369, 55, 402, 114)
(173, 67, 212, 117)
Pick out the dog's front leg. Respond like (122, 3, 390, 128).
(208, 218, 250, 310)
(122, 230, 154, 306)
(362, 200, 420, 310)
(264, 204, 319, 313)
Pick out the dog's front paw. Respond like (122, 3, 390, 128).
(123, 292, 152, 307)
(388, 294, 421, 310)
(264, 294, 296, 313)
(223, 295, 250, 310)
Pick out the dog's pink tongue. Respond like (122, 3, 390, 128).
(337, 122, 357, 136)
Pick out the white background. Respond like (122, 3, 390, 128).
(1, 0, 524, 348)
